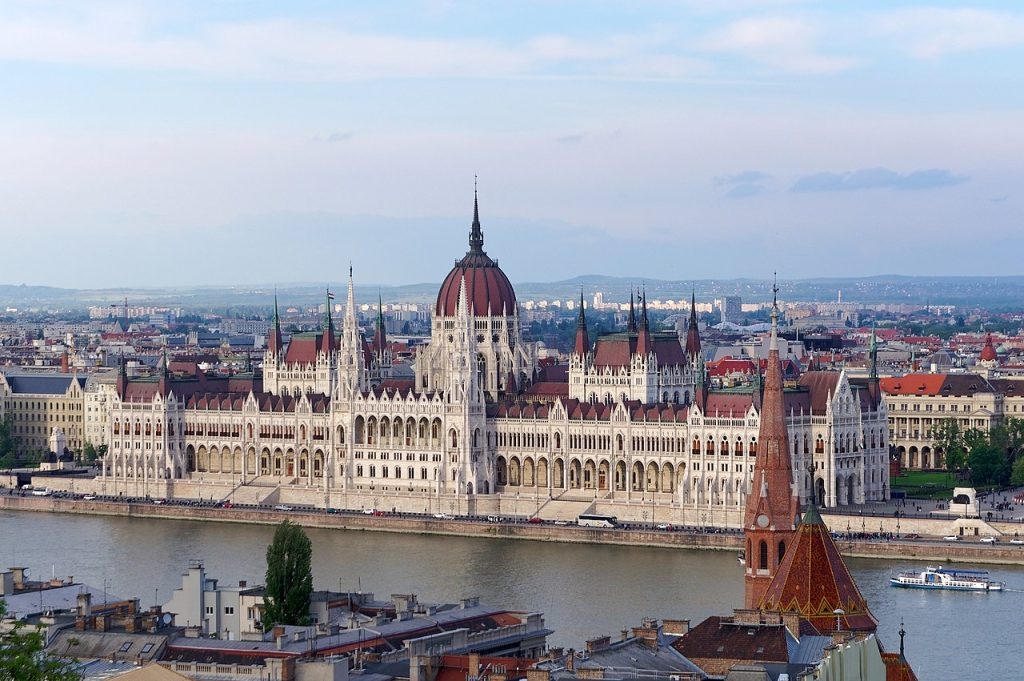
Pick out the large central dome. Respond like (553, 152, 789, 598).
(435, 193, 516, 317)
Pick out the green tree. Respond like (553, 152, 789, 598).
(968, 440, 1006, 486)
(932, 418, 966, 476)
(0, 600, 81, 680)
(1011, 456, 1024, 487)
(990, 417, 1024, 475)
(263, 520, 313, 630)
(0, 414, 15, 461)
(82, 442, 107, 465)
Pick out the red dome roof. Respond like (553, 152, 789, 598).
(980, 334, 998, 362)
(435, 195, 517, 317)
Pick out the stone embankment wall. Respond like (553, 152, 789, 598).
(4, 495, 1024, 565)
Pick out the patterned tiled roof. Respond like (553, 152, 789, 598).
(758, 505, 877, 635)
(881, 652, 919, 681)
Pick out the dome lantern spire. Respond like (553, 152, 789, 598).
(469, 175, 484, 254)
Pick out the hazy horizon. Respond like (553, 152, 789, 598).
(2, 2, 1021, 288)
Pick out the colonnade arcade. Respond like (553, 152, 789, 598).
(188, 444, 327, 480)
(893, 445, 944, 470)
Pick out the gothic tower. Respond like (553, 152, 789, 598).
(744, 282, 799, 609)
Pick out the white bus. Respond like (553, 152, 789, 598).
(577, 513, 618, 528)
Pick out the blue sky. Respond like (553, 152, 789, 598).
(1, 0, 1022, 288)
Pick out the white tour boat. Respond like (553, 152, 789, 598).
(890, 566, 1004, 592)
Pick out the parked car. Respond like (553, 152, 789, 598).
(943, 535, 960, 541)
(1009, 538, 1024, 545)
(980, 536, 998, 543)
(903, 533, 921, 539)
(527, 516, 543, 524)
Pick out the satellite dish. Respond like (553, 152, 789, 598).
(162, 613, 173, 626)
(22, 568, 30, 578)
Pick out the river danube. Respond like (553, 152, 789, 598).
(4, 510, 1019, 679)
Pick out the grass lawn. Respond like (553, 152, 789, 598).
(892, 470, 957, 499)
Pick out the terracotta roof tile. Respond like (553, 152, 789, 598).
(758, 505, 877, 635)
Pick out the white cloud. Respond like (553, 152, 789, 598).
(874, 7, 1024, 59)
(696, 15, 857, 74)
(0, 5, 704, 83)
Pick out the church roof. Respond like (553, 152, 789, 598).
(881, 652, 919, 681)
(758, 505, 877, 635)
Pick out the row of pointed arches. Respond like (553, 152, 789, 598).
(353, 416, 447, 449)
(495, 455, 685, 493)
(188, 444, 328, 479)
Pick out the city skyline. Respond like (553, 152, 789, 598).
(2, 1, 1022, 288)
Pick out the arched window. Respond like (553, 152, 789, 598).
(778, 540, 786, 562)
(759, 540, 768, 570)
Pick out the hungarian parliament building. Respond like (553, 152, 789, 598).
(100, 196, 890, 526)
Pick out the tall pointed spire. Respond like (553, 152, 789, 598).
(685, 290, 702, 359)
(374, 292, 387, 354)
(636, 288, 652, 356)
(346, 265, 356, 325)
(321, 287, 337, 353)
(469, 175, 484, 254)
(158, 348, 170, 396)
(627, 289, 637, 332)
(573, 290, 590, 357)
(744, 273, 798, 609)
(869, 323, 878, 380)
(116, 351, 128, 399)
(268, 290, 283, 355)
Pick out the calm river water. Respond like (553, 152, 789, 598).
(3, 510, 1019, 680)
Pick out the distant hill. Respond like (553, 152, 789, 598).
(3, 275, 1024, 311)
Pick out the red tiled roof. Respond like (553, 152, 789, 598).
(284, 334, 321, 364)
(523, 382, 570, 399)
(796, 372, 840, 413)
(672, 615, 790, 677)
(701, 393, 754, 416)
(882, 652, 919, 681)
(880, 373, 993, 397)
(708, 357, 757, 377)
(592, 333, 687, 368)
(436, 655, 535, 681)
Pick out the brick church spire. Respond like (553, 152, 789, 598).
(744, 277, 799, 609)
